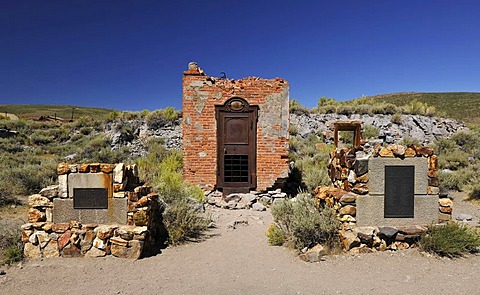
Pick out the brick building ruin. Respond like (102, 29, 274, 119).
(182, 62, 290, 194)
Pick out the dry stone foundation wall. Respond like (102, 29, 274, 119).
(23, 163, 165, 259)
(324, 144, 449, 228)
(312, 143, 453, 253)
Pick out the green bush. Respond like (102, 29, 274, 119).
(266, 223, 286, 246)
(468, 183, 480, 200)
(420, 223, 480, 258)
(288, 124, 298, 136)
(289, 135, 333, 190)
(290, 99, 310, 115)
(438, 149, 470, 170)
(270, 194, 340, 250)
(137, 142, 208, 245)
(146, 108, 179, 129)
(162, 197, 209, 245)
(0, 155, 57, 197)
(362, 124, 380, 140)
(400, 136, 421, 147)
(391, 113, 403, 124)
(0, 224, 24, 265)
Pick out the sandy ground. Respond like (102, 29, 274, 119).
(2, 195, 480, 295)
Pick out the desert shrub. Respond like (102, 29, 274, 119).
(290, 99, 310, 115)
(439, 170, 463, 191)
(289, 124, 298, 136)
(30, 130, 53, 145)
(71, 116, 95, 129)
(451, 131, 478, 153)
(401, 99, 436, 116)
(468, 183, 480, 200)
(362, 124, 380, 140)
(271, 194, 340, 250)
(400, 136, 421, 147)
(338, 130, 354, 147)
(290, 135, 333, 190)
(146, 107, 179, 129)
(438, 149, 470, 170)
(79, 126, 93, 135)
(123, 111, 143, 121)
(391, 113, 403, 124)
(266, 223, 286, 246)
(162, 197, 210, 245)
(434, 138, 457, 155)
(301, 161, 330, 191)
(107, 111, 121, 122)
(371, 103, 397, 115)
(0, 224, 24, 265)
(0, 155, 57, 197)
(336, 105, 354, 115)
(137, 142, 208, 245)
(317, 97, 336, 108)
(420, 223, 480, 258)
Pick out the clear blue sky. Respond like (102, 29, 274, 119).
(1, 0, 479, 111)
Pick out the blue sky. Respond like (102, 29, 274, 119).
(1, 0, 479, 111)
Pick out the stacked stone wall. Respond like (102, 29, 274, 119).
(325, 144, 451, 225)
(22, 163, 165, 259)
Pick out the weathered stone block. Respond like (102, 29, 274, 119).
(42, 241, 60, 258)
(114, 163, 125, 183)
(28, 194, 52, 208)
(58, 174, 68, 198)
(24, 242, 41, 259)
(52, 198, 128, 224)
(356, 195, 438, 227)
(68, 173, 113, 199)
(369, 157, 428, 195)
(28, 208, 46, 223)
(57, 162, 70, 175)
(111, 240, 143, 259)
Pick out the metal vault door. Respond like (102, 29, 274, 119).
(216, 98, 258, 194)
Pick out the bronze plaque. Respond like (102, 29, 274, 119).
(384, 166, 414, 218)
(73, 188, 108, 209)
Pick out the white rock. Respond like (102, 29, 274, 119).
(252, 202, 266, 211)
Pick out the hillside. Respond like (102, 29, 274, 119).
(0, 104, 115, 121)
(359, 92, 480, 125)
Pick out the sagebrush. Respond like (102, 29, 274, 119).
(420, 223, 480, 258)
(269, 194, 340, 250)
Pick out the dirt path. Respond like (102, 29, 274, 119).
(2, 207, 480, 295)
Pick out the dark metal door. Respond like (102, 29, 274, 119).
(216, 98, 258, 193)
(384, 166, 415, 218)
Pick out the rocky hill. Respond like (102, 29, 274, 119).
(290, 113, 466, 146)
(106, 113, 466, 155)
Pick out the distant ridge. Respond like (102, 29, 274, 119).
(0, 104, 115, 121)
(356, 92, 480, 125)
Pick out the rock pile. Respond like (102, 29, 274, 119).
(291, 113, 466, 146)
(339, 225, 428, 254)
(105, 112, 466, 158)
(205, 189, 288, 211)
(105, 118, 182, 156)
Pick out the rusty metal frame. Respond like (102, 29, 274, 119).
(333, 120, 362, 148)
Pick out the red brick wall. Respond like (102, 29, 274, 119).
(182, 64, 289, 191)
